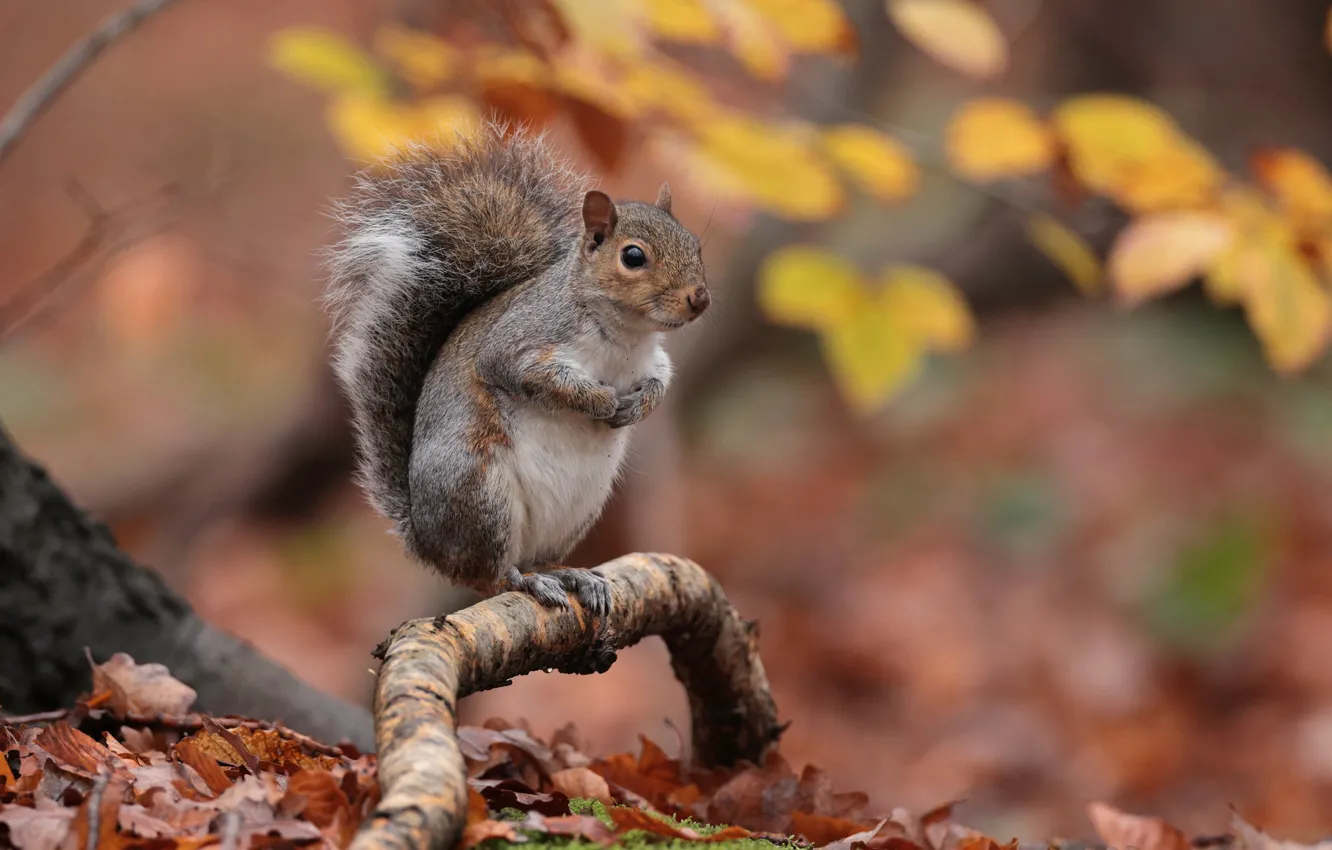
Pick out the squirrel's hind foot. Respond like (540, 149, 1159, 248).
(498, 566, 611, 616)
(551, 567, 612, 617)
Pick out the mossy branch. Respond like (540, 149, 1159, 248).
(350, 553, 783, 850)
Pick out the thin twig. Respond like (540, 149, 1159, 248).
(0, 0, 190, 168)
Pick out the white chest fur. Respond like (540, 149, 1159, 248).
(506, 331, 664, 565)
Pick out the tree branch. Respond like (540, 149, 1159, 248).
(352, 553, 783, 850)
(0, 0, 190, 168)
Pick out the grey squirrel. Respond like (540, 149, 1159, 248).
(324, 123, 710, 615)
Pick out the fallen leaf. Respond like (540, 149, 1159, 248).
(460, 818, 522, 849)
(1087, 802, 1190, 850)
(33, 723, 112, 777)
(91, 653, 198, 717)
(1229, 808, 1332, 850)
(550, 767, 613, 805)
(946, 98, 1054, 181)
(886, 0, 1007, 79)
(1107, 212, 1235, 305)
(0, 804, 75, 850)
(282, 769, 350, 829)
(173, 738, 234, 796)
(791, 810, 875, 844)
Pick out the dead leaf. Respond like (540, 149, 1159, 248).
(460, 817, 523, 849)
(90, 653, 198, 717)
(0, 804, 75, 850)
(792, 810, 876, 844)
(1087, 802, 1191, 850)
(282, 768, 350, 829)
(549, 767, 613, 805)
(173, 738, 233, 796)
(33, 722, 112, 776)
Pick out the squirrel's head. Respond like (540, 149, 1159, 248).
(577, 183, 710, 331)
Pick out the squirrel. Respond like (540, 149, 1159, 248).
(324, 123, 710, 616)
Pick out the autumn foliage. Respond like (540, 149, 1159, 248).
(267, 0, 1332, 413)
(1, 654, 1325, 850)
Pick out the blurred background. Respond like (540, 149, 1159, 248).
(5, 0, 1332, 843)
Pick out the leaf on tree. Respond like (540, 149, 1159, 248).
(757, 246, 868, 330)
(643, 0, 722, 43)
(1249, 147, 1332, 228)
(886, 0, 1008, 80)
(946, 98, 1054, 181)
(1025, 214, 1103, 295)
(268, 27, 387, 95)
(821, 124, 921, 203)
(1107, 212, 1235, 305)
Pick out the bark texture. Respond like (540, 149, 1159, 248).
(0, 423, 374, 751)
(351, 553, 782, 850)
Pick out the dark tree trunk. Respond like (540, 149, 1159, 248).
(0, 422, 374, 751)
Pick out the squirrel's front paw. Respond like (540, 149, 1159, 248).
(587, 385, 619, 421)
(606, 378, 664, 429)
(606, 391, 647, 429)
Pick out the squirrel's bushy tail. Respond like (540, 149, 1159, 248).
(324, 122, 583, 537)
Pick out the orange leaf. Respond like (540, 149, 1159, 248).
(1087, 802, 1190, 850)
(1250, 147, 1332, 227)
(946, 98, 1054, 181)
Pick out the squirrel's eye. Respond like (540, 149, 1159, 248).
(620, 245, 647, 269)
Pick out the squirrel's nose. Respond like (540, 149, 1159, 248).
(686, 286, 711, 317)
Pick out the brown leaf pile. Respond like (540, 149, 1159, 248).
(4, 655, 1331, 850)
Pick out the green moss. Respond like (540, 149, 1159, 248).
(496, 800, 798, 850)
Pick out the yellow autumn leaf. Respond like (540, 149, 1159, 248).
(693, 115, 844, 219)
(945, 98, 1054, 181)
(551, 0, 647, 59)
(712, 0, 790, 80)
(1204, 188, 1284, 304)
(1112, 135, 1223, 213)
(326, 93, 479, 162)
(1250, 147, 1332, 227)
(1108, 212, 1235, 305)
(269, 28, 385, 94)
(757, 246, 869, 329)
(373, 25, 456, 90)
(1025, 214, 1103, 295)
(642, 0, 721, 42)
(1240, 231, 1332, 373)
(620, 60, 718, 123)
(877, 265, 974, 351)
(820, 309, 922, 413)
(821, 124, 920, 202)
(474, 46, 550, 87)
(886, 0, 1007, 79)
(748, 0, 857, 53)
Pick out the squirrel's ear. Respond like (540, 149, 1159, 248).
(582, 191, 617, 247)
(655, 181, 673, 215)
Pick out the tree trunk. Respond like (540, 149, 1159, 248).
(0, 422, 374, 751)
